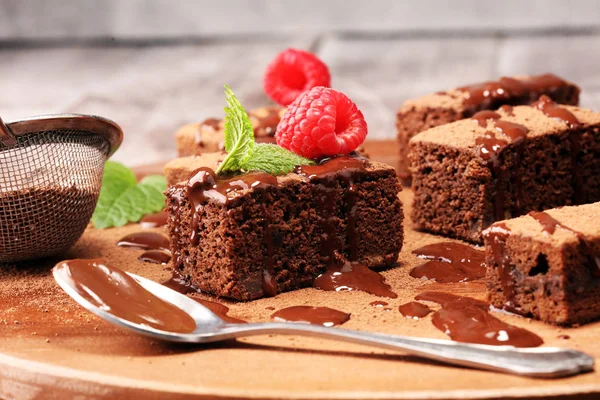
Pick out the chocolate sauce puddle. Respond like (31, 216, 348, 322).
(410, 242, 486, 283)
(55, 259, 196, 334)
(117, 232, 170, 251)
(272, 306, 350, 327)
(140, 211, 169, 228)
(161, 270, 245, 323)
(139, 250, 172, 265)
(398, 301, 432, 319)
(313, 260, 397, 298)
(416, 291, 543, 347)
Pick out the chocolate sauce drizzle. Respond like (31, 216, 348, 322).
(55, 259, 196, 334)
(532, 95, 584, 204)
(272, 306, 350, 327)
(458, 74, 568, 111)
(398, 301, 432, 319)
(528, 211, 600, 278)
(471, 110, 500, 128)
(416, 291, 543, 347)
(473, 110, 529, 221)
(410, 242, 486, 283)
(500, 105, 515, 116)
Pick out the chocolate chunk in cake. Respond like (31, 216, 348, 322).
(483, 202, 600, 325)
(409, 96, 600, 243)
(165, 156, 403, 300)
(396, 74, 580, 181)
(175, 106, 285, 156)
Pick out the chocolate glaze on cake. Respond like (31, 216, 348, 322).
(410, 99, 600, 243)
(166, 155, 403, 300)
(396, 73, 580, 181)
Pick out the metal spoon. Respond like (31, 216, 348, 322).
(53, 270, 594, 378)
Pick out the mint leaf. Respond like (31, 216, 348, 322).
(215, 85, 255, 174)
(139, 175, 167, 192)
(92, 161, 167, 229)
(242, 144, 315, 174)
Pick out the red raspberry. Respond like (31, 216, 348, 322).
(276, 87, 367, 159)
(263, 48, 331, 106)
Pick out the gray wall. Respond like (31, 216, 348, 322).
(1, 1, 599, 166)
(2, 0, 600, 40)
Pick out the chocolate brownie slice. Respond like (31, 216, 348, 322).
(165, 156, 403, 300)
(164, 154, 226, 186)
(410, 97, 600, 243)
(483, 202, 600, 325)
(397, 74, 580, 180)
(175, 106, 284, 156)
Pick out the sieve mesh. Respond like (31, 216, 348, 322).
(0, 127, 112, 263)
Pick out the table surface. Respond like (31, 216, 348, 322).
(1, 33, 599, 166)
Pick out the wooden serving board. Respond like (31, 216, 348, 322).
(1, 141, 599, 400)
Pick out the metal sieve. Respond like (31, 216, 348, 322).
(0, 114, 122, 263)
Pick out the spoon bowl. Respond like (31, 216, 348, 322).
(53, 265, 595, 378)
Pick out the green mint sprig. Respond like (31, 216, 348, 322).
(92, 161, 167, 229)
(215, 85, 314, 175)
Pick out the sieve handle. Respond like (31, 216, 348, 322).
(0, 117, 17, 147)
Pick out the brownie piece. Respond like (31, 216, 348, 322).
(396, 74, 580, 180)
(409, 97, 600, 243)
(483, 203, 600, 325)
(175, 106, 284, 156)
(164, 154, 226, 186)
(165, 156, 403, 300)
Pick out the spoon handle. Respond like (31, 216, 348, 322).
(218, 322, 594, 378)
